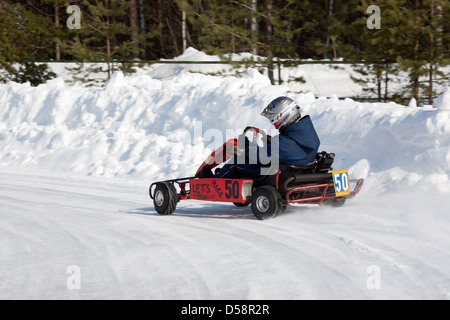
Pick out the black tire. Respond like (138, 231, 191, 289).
(233, 202, 250, 207)
(320, 197, 346, 207)
(281, 200, 288, 212)
(153, 182, 178, 215)
(332, 197, 346, 207)
(251, 186, 282, 220)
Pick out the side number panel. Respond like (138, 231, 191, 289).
(190, 179, 251, 203)
(332, 170, 351, 197)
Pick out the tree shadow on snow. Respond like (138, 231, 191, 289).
(122, 202, 255, 220)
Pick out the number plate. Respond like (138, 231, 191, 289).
(189, 178, 252, 203)
(332, 170, 351, 197)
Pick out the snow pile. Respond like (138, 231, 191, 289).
(435, 88, 450, 111)
(1, 48, 450, 195)
(307, 98, 450, 194)
(0, 68, 280, 181)
(145, 47, 240, 80)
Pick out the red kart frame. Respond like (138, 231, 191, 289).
(150, 173, 363, 206)
(149, 127, 364, 219)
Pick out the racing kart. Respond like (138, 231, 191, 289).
(149, 127, 364, 220)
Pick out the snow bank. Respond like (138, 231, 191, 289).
(298, 97, 450, 194)
(0, 68, 280, 181)
(1, 49, 450, 195)
(435, 88, 450, 111)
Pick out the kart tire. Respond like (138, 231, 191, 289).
(233, 202, 250, 207)
(320, 197, 346, 207)
(332, 197, 346, 207)
(251, 186, 282, 220)
(153, 182, 178, 215)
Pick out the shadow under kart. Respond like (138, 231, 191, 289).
(149, 127, 364, 220)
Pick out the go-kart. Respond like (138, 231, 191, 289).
(149, 127, 364, 220)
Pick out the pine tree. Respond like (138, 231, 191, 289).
(180, 0, 316, 84)
(181, 0, 256, 55)
(351, 0, 450, 104)
(314, 0, 362, 60)
(0, 1, 57, 85)
(350, 0, 401, 102)
(391, 0, 450, 104)
(60, 0, 159, 85)
(421, 0, 450, 104)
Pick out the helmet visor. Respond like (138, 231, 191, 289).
(261, 104, 297, 124)
(260, 107, 279, 119)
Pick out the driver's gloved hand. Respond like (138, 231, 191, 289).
(236, 133, 250, 157)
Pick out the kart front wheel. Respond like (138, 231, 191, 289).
(320, 197, 346, 207)
(153, 182, 178, 215)
(251, 186, 282, 220)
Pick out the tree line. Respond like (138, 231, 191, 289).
(1, 0, 449, 104)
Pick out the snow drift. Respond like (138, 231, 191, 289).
(1, 55, 450, 195)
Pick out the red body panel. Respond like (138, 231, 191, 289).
(189, 178, 252, 203)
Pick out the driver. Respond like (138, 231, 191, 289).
(206, 96, 320, 180)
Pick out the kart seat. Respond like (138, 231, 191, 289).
(278, 161, 316, 190)
(280, 161, 316, 172)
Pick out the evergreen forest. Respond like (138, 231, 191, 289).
(1, 0, 450, 104)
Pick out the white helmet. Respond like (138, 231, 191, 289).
(261, 97, 301, 131)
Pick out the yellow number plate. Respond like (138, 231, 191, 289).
(332, 170, 351, 197)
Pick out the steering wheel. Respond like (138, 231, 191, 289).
(242, 126, 269, 147)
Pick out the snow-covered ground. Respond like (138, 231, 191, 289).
(1, 167, 450, 300)
(1, 49, 450, 299)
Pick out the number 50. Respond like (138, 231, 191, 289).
(333, 170, 350, 196)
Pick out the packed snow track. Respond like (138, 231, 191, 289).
(1, 168, 450, 300)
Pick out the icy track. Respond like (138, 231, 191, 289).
(1, 166, 450, 300)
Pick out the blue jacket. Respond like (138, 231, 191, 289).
(216, 115, 320, 178)
(276, 115, 320, 165)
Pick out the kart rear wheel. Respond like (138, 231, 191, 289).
(251, 186, 282, 220)
(153, 182, 178, 215)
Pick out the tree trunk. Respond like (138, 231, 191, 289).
(325, 0, 334, 59)
(413, 0, 420, 104)
(138, 0, 146, 59)
(129, 0, 138, 59)
(155, 0, 163, 56)
(428, 0, 435, 105)
(384, 63, 390, 103)
(376, 66, 381, 102)
(265, 0, 274, 85)
(106, 4, 112, 79)
(250, 0, 258, 55)
(55, 0, 60, 60)
(182, 6, 187, 52)
(330, 35, 338, 60)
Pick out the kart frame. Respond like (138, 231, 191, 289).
(149, 127, 364, 219)
(149, 172, 364, 205)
